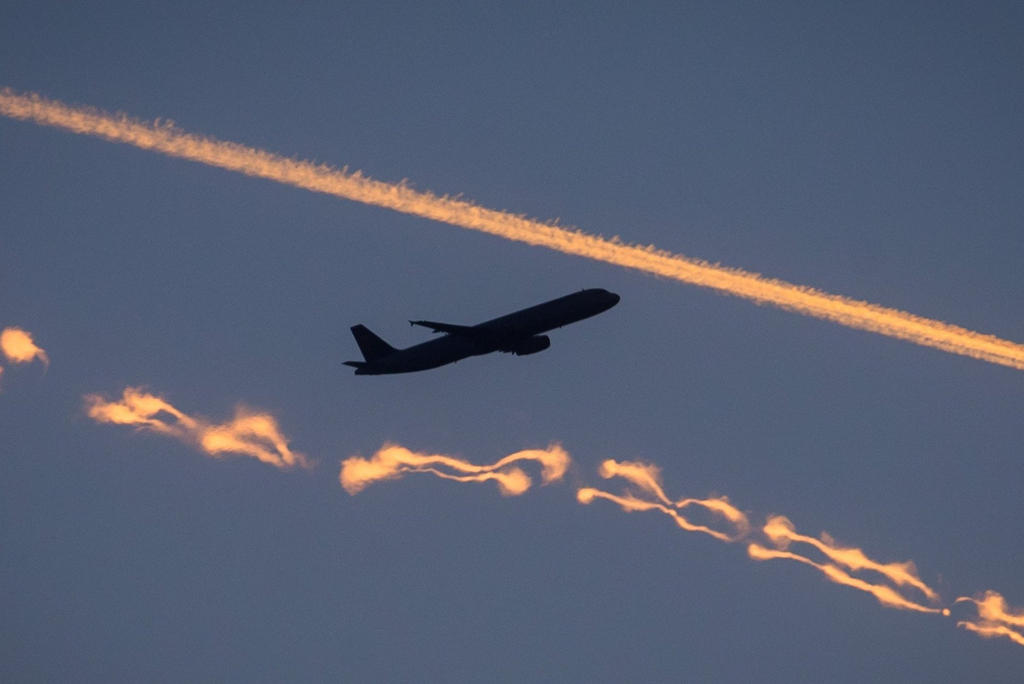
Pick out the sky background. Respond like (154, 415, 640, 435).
(2, 2, 1022, 681)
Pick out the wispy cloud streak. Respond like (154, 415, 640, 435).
(85, 387, 308, 469)
(340, 443, 569, 495)
(3, 88, 1023, 370)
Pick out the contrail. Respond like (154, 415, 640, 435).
(83, 403, 1024, 649)
(747, 515, 944, 615)
(571, 454, 1024, 647)
(746, 544, 944, 615)
(761, 514, 939, 602)
(955, 591, 1024, 647)
(577, 458, 750, 542)
(340, 443, 570, 495)
(85, 387, 309, 469)
(342, 444, 1024, 644)
(577, 457, 942, 613)
(2, 88, 1023, 370)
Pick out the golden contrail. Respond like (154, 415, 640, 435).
(1, 326, 49, 367)
(2, 88, 1023, 370)
(339, 443, 1024, 646)
(571, 456, 1024, 646)
(78, 401, 1024, 649)
(340, 443, 569, 495)
(577, 457, 944, 617)
(577, 458, 749, 542)
(955, 591, 1024, 647)
(762, 514, 939, 602)
(85, 387, 309, 469)
(746, 544, 944, 615)
(749, 514, 945, 615)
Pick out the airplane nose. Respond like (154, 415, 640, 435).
(604, 290, 620, 307)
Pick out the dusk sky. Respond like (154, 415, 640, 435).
(2, 2, 1023, 681)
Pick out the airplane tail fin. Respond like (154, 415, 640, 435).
(350, 324, 397, 362)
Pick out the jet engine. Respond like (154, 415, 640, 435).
(509, 335, 551, 356)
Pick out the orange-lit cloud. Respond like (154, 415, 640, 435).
(340, 443, 569, 495)
(955, 591, 1024, 647)
(1, 326, 49, 367)
(577, 459, 750, 542)
(3, 88, 1023, 370)
(85, 387, 308, 469)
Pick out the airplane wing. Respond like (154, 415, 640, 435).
(409, 320, 477, 336)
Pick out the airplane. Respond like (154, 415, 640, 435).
(344, 288, 620, 375)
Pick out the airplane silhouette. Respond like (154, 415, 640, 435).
(344, 288, 620, 375)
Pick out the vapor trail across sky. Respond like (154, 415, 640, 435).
(340, 444, 1023, 647)
(2, 88, 1022, 371)
(85, 387, 309, 469)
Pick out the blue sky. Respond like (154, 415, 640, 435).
(2, 2, 1022, 681)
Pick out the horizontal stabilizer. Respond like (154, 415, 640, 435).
(409, 320, 476, 336)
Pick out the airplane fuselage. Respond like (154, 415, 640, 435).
(345, 288, 619, 375)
